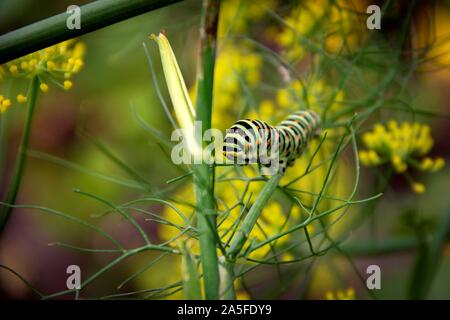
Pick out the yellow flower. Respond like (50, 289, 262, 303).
(359, 150, 381, 167)
(16, 94, 27, 103)
(0, 39, 86, 111)
(46, 61, 56, 71)
(432, 157, 445, 172)
(420, 157, 434, 171)
(0, 95, 12, 113)
(39, 83, 49, 93)
(9, 64, 19, 74)
(360, 121, 444, 193)
(391, 154, 406, 173)
(63, 80, 73, 90)
(412, 182, 426, 194)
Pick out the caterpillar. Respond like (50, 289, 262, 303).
(222, 110, 321, 174)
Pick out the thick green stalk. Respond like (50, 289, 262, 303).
(0, 0, 181, 64)
(227, 174, 282, 261)
(0, 76, 39, 235)
(193, 166, 218, 299)
(194, 0, 220, 300)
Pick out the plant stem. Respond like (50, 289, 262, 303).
(0, 0, 182, 64)
(180, 242, 202, 300)
(340, 236, 422, 256)
(194, 0, 220, 300)
(219, 257, 236, 300)
(0, 76, 39, 235)
(193, 165, 219, 299)
(227, 174, 282, 261)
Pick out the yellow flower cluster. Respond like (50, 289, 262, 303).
(324, 287, 356, 300)
(359, 121, 445, 193)
(275, 0, 366, 61)
(0, 39, 86, 112)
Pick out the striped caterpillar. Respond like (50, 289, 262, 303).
(222, 110, 321, 174)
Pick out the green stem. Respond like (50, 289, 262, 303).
(0, 76, 39, 235)
(193, 165, 219, 299)
(340, 236, 422, 256)
(194, 0, 220, 300)
(0, 0, 182, 64)
(180, 242, 202, 300)
(219, 257, 236, 300)
(227, 174, 282, 261)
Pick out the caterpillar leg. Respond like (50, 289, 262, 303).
(259, 158, 288, 176)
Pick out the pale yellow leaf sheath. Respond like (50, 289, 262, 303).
(150, 32, 201, 158)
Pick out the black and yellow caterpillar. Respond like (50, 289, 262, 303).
(222, 110, 321, 174)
